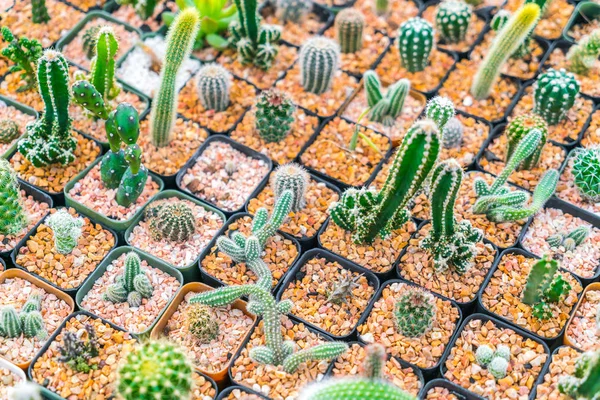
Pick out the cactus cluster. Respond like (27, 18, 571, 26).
(559, 350, 600, 400)
(394, 287, 437, 338)
(0, 159, 28, 236)
(82, 25, 101, 60)
(196, 63, 232, 112)
(533, 69, 580, 126)
(0, 293, 46, 339)
(0, 120, 20, 144)
(147, 200, 197, 243)
(299, 36, 340, 95)
(521, 255, 571, 320)
(46, 209, 84, 255)
(475, 344, 511, 380)
(32, 0, 50, 24)
(505, 113, 548, 171)
(185, 303, 219, 343)
(103, 251, 154, 307)
(398, 17, 434, 73)
(57, 324, 100, 373)
(546, 226, 590, 251)
(441, 117, 464, 148)
(272, 163, 309, 212)
(255, 89, 296, 143)
(276, 0, 312, 23)
(435, 0, 472, 44)
(571, 147, 600, 203)
(335, 8, 365, 54)
(567, 29, 600, 76)
(0, 27, 43, 92)
(364, 70, 410, 127)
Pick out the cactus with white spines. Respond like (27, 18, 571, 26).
(572, 147, 600, 203)
(335, 8, 365, 54)
(441, 117, 463, 148)
(46, 209, 84, 255)
(272, 163, 309, 212)
(559, 350, 600, 400)
(255, 89, 296, 142)
(0, 307, 22, 338)
(299, 36, 340, 94)
(435, 0, 472, 44)
(185, 303, 219, 343)
(490, 9, 534, 59)
(567, 29, 600, 76)
(398, 17, 434, 73)
(426, 96, 455, 131)
(394, 287, 437, 338)
(563, 226, 591, 251)
(148, 201, 197, 243)
(475, 344, 512, 380)
(364, 70, 410, 127)
(276, 0, 312, 23)
(0, 159, 28, 236)
(505, 113, 548, 171)
(0, 27, 43, 93)
(196, 63, 232, 112)
(490, 10, 510, 31)
(533, 69, 580, 126)
(104, 251, 153, 307)
(522, 255, 571, 320)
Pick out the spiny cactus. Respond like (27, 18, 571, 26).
(330, 119, 440, 244)
(441, 117, 463, 148)
(31, 0, 50, 24)
(505, 113, 548, 170)
(272, 163, 309, 212)
(547, 226, 590, 250)
(0, 159, 28, 236)
(559, 350, 600, 400)
(488, 357, 509, 379)
(276, 0, 311, 23)
(0, 307, 22, 338)
(470, 4, 541, 100)
(45, 209, 84, 255)
(335, 8, 365, 54)
(490, 10, 510, 31)
(475, 344, 494, 366)
(0, 120, 20, 144)
(435, 0, 472, 44)
(533, 69, 580, 126)
(394, 287, 437, 338)
(82, 25, 101, 60)
(22, 311, 46, 339)
(124, 251, 141, 292)
(326, 272, 362, 306)
(299, 36, 340, 95)
(0, 27, 43, 92)
(21, 293, 42, 314)
(490, 9, 534, 59)
(426, 96, 455, 130)
(58, 324, 100, 373)
(421, 160, 483, 274)
(147, 201, 197, 242)
(104, 251, 153, 307)
(150, 9, 200, 148)
(185, 303, 219, 343)
(521, 255, 571, 320)
(364, 70, 410, 127)
(572, 147, 600, 203)
(18, 50, 76, 167)
(255, 89, 296, 142)
(196, 63, 232, 112)
(475, 344, 511, 380)
(398, 17, 433, 73)
(567, 29, 600, 76)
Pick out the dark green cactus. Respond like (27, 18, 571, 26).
(0, 27, 43, 92)
(533, 69, 580, 126)
(490, 9, 534, 59)
(0, 307, 22, 338)
(364, 70, 410, 127)
(505, 113, 548, 170)
(394, 287, 436, 338)
(521, 255, 571, 320)
(255, 89, 296, 142)
(196, 63, 232, 112)
(558, 350, 600, 400)
(398, 17, 434, 73)
(335, 8, 365, 54)
(435, 0, 472, 44)
(32, 0, 50, 24)
(148, 200, 197, 242)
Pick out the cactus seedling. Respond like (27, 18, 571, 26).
(326, 272, 362, 306)
(567, 29, 600, 76)
(0, 27, 43, 92)
(572, 147, 600, 203)
(364, 70, 410, 127)
(299, 36, 341, 95)
(58, 324, 100, 373)
(0, 120, 20, 144)
(505, 113, 548, 171)
(0, 159, 28, 236)
(272, 163, 309, 212)
(426, 96, 455, 131)
(147, 200, 197, 243)
(394, 287, 437, 338)
(398, 17, 434, 73)
(558, 350, 600, 400)
(46, 209, 84, 255)
(436, 0, 472, 44)
(255, 89, 296, 143)
(475, 344, 512, 380)
(547, 226, 591, 251)
(335, 8, 365, 54)
(196, 63, 232, 112)
(276, 0, 312, 23)
(533, 69, 580, 126)
(0, 307, 22, 338)
(441, 117, 463, 148)
(521, 255, 571, 320)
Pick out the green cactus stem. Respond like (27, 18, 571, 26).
(276, 0, 311, 23)
(398, 17, 434, 73)
(45, 209, 84, 255)
(521, 255, 571, 320)
(335, 8, 365, 54)
(364, 70, 410, 127)
(272, 163, 309, 212)
(564, 226, 591, 251)
(567, 29, 600, 76)
(196, 63, 232, 112)
(82, 25, 101, 60)
(0, 27, 43, 92)
(299, 36, 340, 95)
(255, 89, 296, 142)
(533, 69, 580, 126)
(394, 287, 437, 338)
(505, 113, 548, 171)
(32, 0, 50, 24)
(116, 0, 158, 20)
(148, 200, 197, 242)
(0, 159, 28, 236)
(572, 147, 600, 203)
(0, 307, 22, 338)
(559, 350, 600, 400)
(435, 0, 472, 44)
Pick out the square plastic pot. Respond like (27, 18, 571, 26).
(0, 95, 38, 159)
(419, 378, 486, 400)
(530, 345, 582, 400)
(563, 281, 600, 349)
(563, 1, 600, 43)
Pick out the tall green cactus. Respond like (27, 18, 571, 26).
(335, 8, 365, 54)
(150, 9, 200, 148)
(364, 70, 409, 127)
(505, 114, 548, 171)
(299, 36, 340, 95)
(398, 18, 434, 73)
(559, 350, 600, 400)
(533, 69, 580, 126)
(470, 4, 541, 100)
(567, 29, 600, 76)
(435, 0, 472, 44)
(0, 159, 28, 236)
(32, 0, 50, 24)
(521, 255, 571, 320)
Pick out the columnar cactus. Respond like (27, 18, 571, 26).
(567, 29, 600, 76)
(299, 36, 340, 95)
(426, 96, 455, 130)
(147, 201, 197, 242)
(572, 147, 600, 203)
(32, 0, 50, 24)
(117, 340, 194, 400)
(398, 17, 434, 73)
(533, 69, 580, 126)
(82, 25, 101, 60)
(435, 0, 472, 44)
(505, 114, 548, 170)
(185, 303, 219, 343)
(475, 344, 511, 380)
(272, 163, 309, 212)
(255, 89, 296, 142)
(0, 159, 28, 236)
(276, 0, 312, 23)
(394, 287, 436, 338)
(104, 251, 153, 307)
(18, 50, 76, 167)
(196, 63, 232, 112)
(421, 160, 483, 274)
(490, 9, 534, 59)
(441, 117, 463, 148)
(45, 209, 84, 255)
(521, 255, 571, 320)
(0, 307, 22, 338)
(0, 27, 43, 92)
(364, 70, 410, 127)
(0, 120, 20, 144)
(335, 8, 365, 54)
(150, 9, 200, 147)
(470, 4, 541, 100)
(559, 350, 600, 400)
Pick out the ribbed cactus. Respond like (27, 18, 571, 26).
(104, 283, 128, 303)
(196, 63, 232, 112)
(124, 252, 141, 292)
(533, 69, 580, 126)
(521, 255, 571, 320)
(490, 9, 532, 59)
(426, 96, 455, 131)
(150, 9, 200, 148)
(394, 287, 437, 338)
(0, 120, 20, 144)
(21, 311, 46, 339)
(421, 160, 483, 274)
(567, 29, 600, 76)
(441, 117, 463, 148)
(18, 50, 76, 167)
(117, 340, 194, 400)
(398, 17, 434, 73)
(0, 307, 22, 338)
(127, 291, 142, 307)
(147, 201, 197, 242)
(435, 0, 472, 44)
(0, 159, 28, 236)
(563, 226, 591, 251)
(335, 8, 365, 54)
(82, 25, 101, 60)
(104, 251, 153, 307)
(475, 344, 511, 380)
(364, 71, 409, 127)
(299, 36, 340, 95)
(559, 350, 600, 400)
(470, 4, 541, 100)
(276, 0, 311, 23)
(21, 293, 42, 314)
(255, 89, 296, 142)
(185, 303, 219, 343)
(31, 0, 50, 24)
(272, 163, 309, 212)
(45, 209, 84, 254)
(505, 114, 548, 170)
(133, 274, 154, 298)
(330, 119, 440, 244)
(572, 147, 600, 203)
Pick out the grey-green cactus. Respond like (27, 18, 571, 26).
(547, 226, 590, 251)
(435, 0, 472, 44)
(46, 209, 84, 255)
(522, 255, 571, 320)
(441, 117, 463, 148)
(533, 69, 580, 126)
(185, 303, 219, 343)
(299, 36, 340, 95)
(505, 113, 548, 170)
(475, 344, 512, 380)
(272, 163, 309, 212)
(398, 17, 434, 73)
(364, 70, 410, 127)
(255, 89, 296, 142)
(276, 0, 311, 23)
(147, 200, 197, 243)
(394, 287, 436, 338)
(0, 159, 28, 236)
(572, 147, 600, 203)
(567, 29, 600, 76)
(559, 350, 600, 400)
(196, 63, 232, 112)
(335, 8, 365, 54)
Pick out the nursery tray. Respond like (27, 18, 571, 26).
(217, 386, 268, 399)
(75, 246, 184, 337)
(419, 378, 486, 400)
(0, 95, 38, 159)
(563, 281, 600, 349)
(563, 1, 600, 43)
(124, 189, 226, 282)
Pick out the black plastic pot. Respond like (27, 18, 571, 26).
(476, 247, 584, 348)
(0, 95, 38, 159)
(217, 386, 268, 399)
(419, 378, 486, 400)
(562, 1, 600, 43)
(531, 345, 582, 400)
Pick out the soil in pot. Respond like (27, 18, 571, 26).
(423, 384, 462, 400)
(504, 0, 573, 40)
(556, 156, 600, 216)
(422, 6, 486, 54)
(534, 346, 581, 400)
(279, 256, 376, 337)
(0, 276, 72, 366)
(221, 388, 263, 400)
(357, 281, 461, 369)
(521, 207, 600, 280)
(80, 252, 181, 334)
(261, 4, 329, 47)
(443, 317, 548, 399)
(568, 18, 600, 42)
(543, 48, 600, 98)
(480, 252, 582, 339)
(192, 371, 218, 400)
(179, 141, 271, 213)
(200, 215, 299, 289)
(581, 109, 600, 147)
(0, 365, 23, 399)
(398, 224, 497, 304)
(128, 197, 224, 269)
(15, 208, 115, 290)
(0, 189, 49, 254)
(352, 0, 419, 37)
(31, 313, 137, 399)
(565, 288, 600, 351)
(0, 100, 35, 157)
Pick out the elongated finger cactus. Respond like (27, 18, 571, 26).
(364, 70, 410, 127)
(272, 163, 309, 212)
(300, 36, 340, 95)
(533, 69, 579, 126)
(32, 0, 50, 24)
(567, 29, 600, 76)
(46, 209, 84, 254)
(505, 113, 548, 170)
(185, 303, 219, 343)
(255, 89, 296, 142)
(572, 147, 600, 203)
(150, 9, 200, 147)
(559, 350, 600, 400)
(335, 8, 365, 54)
(196, 64, 232, 112)
(276, 0, 312, 23)
(394, 287, 436, 338)
(0, 159, 28, 236)
(435, 0, 472, 44)
(148, 201, 197, 242)
(426, 96, 455, 130)
(398, 17, 433, 73)
(441, 117, 463, 148)
(521, 255, 571, 320)
(470, 4, 541, 100)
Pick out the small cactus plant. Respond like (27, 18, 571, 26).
(255, 89, 296, 142)
(0, 307, 22, 338)
(104, 251, 154, 307)
(364, 70, 410, 127)
(299, 36, 340, 95)
(571, 147, 600, 203)
(82, 25, 101, 60)
(441, 117, 463, 148)
(196, 63, 232, 112)
(272, 163, 309, 212)
(326, 272, 362, 306)
(475, 344, 494, 366)
(426, 96, 455, 130)
(521, 255, 571, 320)
(533, 69, 580, 126)
(0, 159, 28, 236)
(398, 17, 434, 73)
(185, 303, 219, 343)
(32, 0, 50, 24)
(475, 344, 512, 380)
(546, 226, 590, 250)
(490, 9, 534, 59)
(394, 287, 437, 338)
(505, 113, 548, 170)
(558, 350, 600, 399)
(567, 29, 600, 76)
(45, 209, 84, 255)
(276, 0, 312, 23)
(0, 27, 43, 92)
(57, 324, 100, 373)
(0, 120, 20, 144)
(435, 0, 472, 44)
(335, 8, 365, 54)
(488, 357, 509, 379)
(147, 201, 197, 242)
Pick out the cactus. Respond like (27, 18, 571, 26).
(299, 36, 340, 95)
(426, 96, 455, 131)
(475, 344, 494, 366)
(126, 291, 142, 307)
(185, 303, 219, 343)
(490, 9, 510, 31)
(364, 71, 410, 127)
(0, 27, 43, 92)
(0, 120, 20, 144)
(0, 307, 22, 338)
(490, 8, 534, 59)
(82, 25, 101, 60)
(18, 50, 77, 167)
(150, 9, 200, 148)
(104, 283, 128, 303)
(276, 0, 311, 23)
(505, 113, 548, 170)
(0, 159, 28, 236)
(488, 357, 509, 379)
(45, 209, 84, 255)
(533, 69, 580, 126)
(398, 17, 433, 73)
(330, 119, 440, 244)
(441, 117, 463, 148)
(326, 272, 362, 306)
(115, 113, 147, 207)
(21, 311, 46, 339)
(470, 4, 541, 100)
(32, 0, 50, 24)
(421, 160, 483, 274)
(104, 252, 153, 306)
(148, 201, 197, 242)
(229, 0, 281, 69)
(521, 255, 571, 320)
(335, 8, 365, 54)
(572, 147, 600, 203)
(495, 344, 511, 361)
(558, 350, 600, 400)
(58, 324, 100, 373)
(435, 0, 472, 44)
(567, 29, 600, 76)
(21, 293, 42, 314)
(255, 89, 296, 142)
(373, 0, 389, 15)
(133, 274, 154, 298)
(7, 381, 42, 400)
(272, 163, 309, 212)
(196, 63, 232, 112)
(564, 226, 590, 250)
(475, 344, 512, 380)
(124, 252, 141, 292)
(394, 287, 436, 338)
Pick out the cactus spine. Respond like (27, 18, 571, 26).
(470, 4, 541, 100)
(335, 8, 365, 54)
(521, 255, 571, 320)
(567, 29, 600, 76)
(394, 287, 437, 338)
(276, 0, 312, 23)
(32, 0, 50, 24)
(364, 71, 410, 127)
(147, 201, 197, 242)
(255, 89, 296, 142)
(559, 350, 600, 400)
(435, 0, 472, 44)
(398, 17, 434, 73)
(272, 163, 309, 212)
(505, 113, 548, 170)
(196, 63, 232, 112)
(150, 9, 200, 147)
(533, 69, 580, 126)
(45, 209, 84, 254)
(441, 117, 463, 148)
(299, 36, 340, 95)
(572, 147, 600, 203)
(0, 159, 28, 236)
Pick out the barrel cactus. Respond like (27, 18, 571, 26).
(572, 147, 600, 203)
(82, 25, 101, 60)
(533, 69, 580, 126)
(398, 17, 434, 73)
(196, 63, 232, 112)
(148, 201, 197, 242)
(441, 117, 463, 148)
(255, 89, 296, 143)
(364, 70, 410, 127)
(335, 8, 365, 54)
(435, 0, 472, 44)
(272, 162, 310, 212)
(394, 287, 437, 338)
(299, 36, 340, 95)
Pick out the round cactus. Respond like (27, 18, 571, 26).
(82, 25, 101, 60)
(272, 163, 310, 212)
(196, 63, 232, 112)
(148, 202, 197, 243)
(441, 117, 463, 148)
(0, 159, 28, 236)
(398, 17, 434, 73)
(335, 8, 365, 54)
(185, 303, 219, 343)
(435, 0, 472, 44)
(495, 344, 511, 361)
(21, 310, 46, 339)
(505, 113, 548, 170)
(475, 344, 494, 366)
(533, 69, 580, 126)
(0, 119, 20, 144)
(103, 283, 128, 303)
(374, 0, 389, 15)
(393, 287, 437, 338)
(299, 36, 340, 95)
(127, 291, 142, 308)
(276, 0, 312, 23)
(133, 274, 154, 298)
(546, 233, 564, 248)
(45, 209, 84, 255)
(255, 89, 296, 143)
(488, 356, 509, 379)
(426, 96, 455, 130)
(572, 147, 600, 203)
